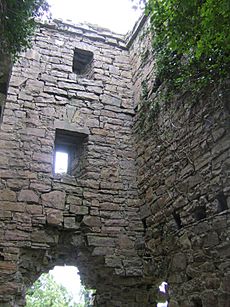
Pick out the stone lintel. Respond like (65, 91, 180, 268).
(54, 119, 90, 136)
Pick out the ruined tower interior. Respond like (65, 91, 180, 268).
(0, 16, 229, 306)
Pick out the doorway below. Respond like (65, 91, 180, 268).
(25, 265, 95, 306)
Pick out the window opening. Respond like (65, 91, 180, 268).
(54, 129, 87, 176)
(73, 48, 94, 78)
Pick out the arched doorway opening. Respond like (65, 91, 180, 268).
(25, 265, 95, 306)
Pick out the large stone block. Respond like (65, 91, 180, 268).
(69, 205, 88, 215)
(0, 189, 16, 201)
(41, 191, 66, 209)
(82, 216, 101, 227)
(87, 235, 116, 247)
(18, 190, 39, 203)
(64, 216, 80, 229)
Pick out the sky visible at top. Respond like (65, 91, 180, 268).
(48, 0, 143, 34)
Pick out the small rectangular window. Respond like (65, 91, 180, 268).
(54, 129, 87, 176)
(73, 48, 94, 78)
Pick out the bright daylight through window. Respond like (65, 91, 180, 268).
(54, 151, 68, 174)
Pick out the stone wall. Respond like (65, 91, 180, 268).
(0, 16, 229, 307)
(0, 20, 147, 306)
(130, 18, 230, 307)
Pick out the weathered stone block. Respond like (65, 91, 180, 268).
(31, 230, 58, 244)
(0, 189, 16, 201)
(33, 152, 52, 164)
(1, 201, 26, 212)
(87, 235, 115, 247)
(5, 230, 30, 241)
(64, 216, 79, 229)
(25, 49, 41, 61)
(101, 94, 121, 107)
(41, 191, 66, 209)
(69, 205, 88, 215)
(26, 204, 43, 215)
(58, 81, 85, 91)
(23, 127, 46, 137)
(26, 80, 44, 93)
(92, 247, 114, 256)
(12, 212, 31, 224)
(0, 261, 17, 273)
(203, 231, 219, 248)
(46, 208, 63, 225)
(82, 216, 101, 227)
(171, 252, 187, 271)
(10, 76, 27, 87)
(30, 182, 51, 192)
(118, 235, 134, 249)
(18, 190, 39, 203)
(105, 256, 122, 268)
(140, 204, 151, 219)
(67, 195, 82, 205)
(76, 91, 99, 101)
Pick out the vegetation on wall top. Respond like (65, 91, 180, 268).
(146, 0, 230, 93)
(133, 0, 230, 129)
(0, 0, 49, 58)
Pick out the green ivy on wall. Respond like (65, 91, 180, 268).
(146, 0, 230, 93)
(136, 0, 230, 130)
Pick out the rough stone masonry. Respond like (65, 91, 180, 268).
(0, 16, 229, 307)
